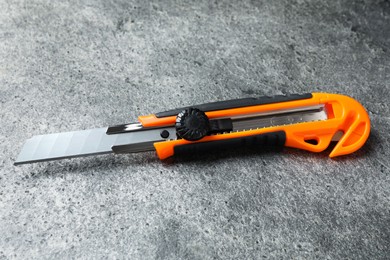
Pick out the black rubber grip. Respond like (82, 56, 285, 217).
(173, 131, 286, 157)
(155, 93, 312, 118)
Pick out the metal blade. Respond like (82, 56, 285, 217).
(14, 127, 176, 165)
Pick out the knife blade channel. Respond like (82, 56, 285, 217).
(232, 105, 328, 131)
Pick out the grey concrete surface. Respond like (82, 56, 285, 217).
(1, 0, 389, 259)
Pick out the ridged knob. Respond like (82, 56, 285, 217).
(175, 108, 210, 141)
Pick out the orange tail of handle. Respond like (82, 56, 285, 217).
(284, 93, 370, 157)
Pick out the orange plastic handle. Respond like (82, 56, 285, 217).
(141, 93, 370, 159)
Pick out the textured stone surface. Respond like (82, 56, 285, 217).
(1, 0, 389, 259)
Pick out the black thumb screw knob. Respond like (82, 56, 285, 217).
(175, 108, 210, 141)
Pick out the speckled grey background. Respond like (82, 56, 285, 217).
(1, 0, 389, 259)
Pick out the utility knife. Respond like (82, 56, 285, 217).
(14, 93, 370, 165)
